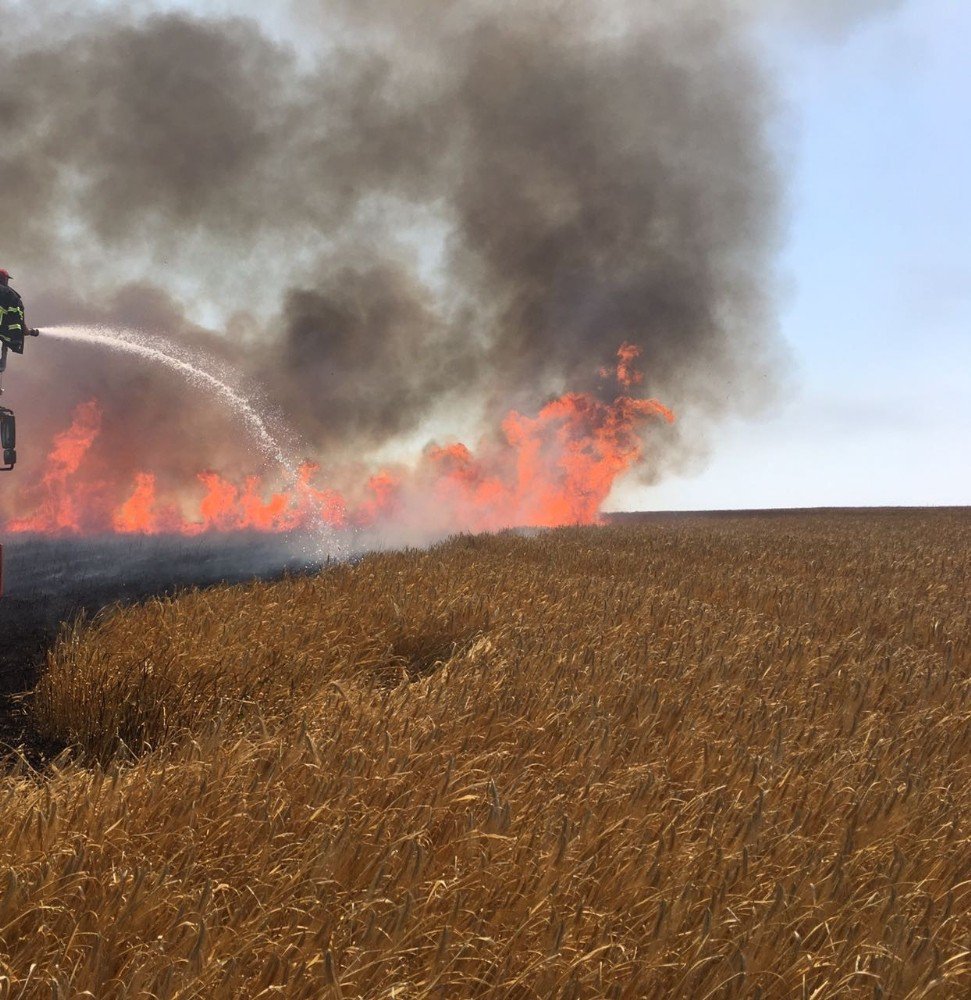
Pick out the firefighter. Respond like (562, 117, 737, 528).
(0, 269, 38, 385)
(0, 268, 37, 470)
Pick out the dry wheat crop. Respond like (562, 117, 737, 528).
(1, 509, 969, 998)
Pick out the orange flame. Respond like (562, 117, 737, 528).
(599, 342, 644, 390)
(2, 347, 675, 536)
(7, 400, 104, 534)
(113, 473, 159, 534)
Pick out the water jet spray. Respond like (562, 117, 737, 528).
(43, 325, 297, 476)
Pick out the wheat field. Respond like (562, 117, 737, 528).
(1, 510, 968, 998)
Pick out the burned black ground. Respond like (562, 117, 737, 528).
(0, 533, 329, 765)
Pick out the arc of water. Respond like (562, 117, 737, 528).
(43, 325, 297, 475)
(34, 325, 355, 558)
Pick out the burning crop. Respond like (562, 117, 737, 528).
(3, 344, 674, 538)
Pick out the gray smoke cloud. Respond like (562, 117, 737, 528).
(1, 0, 784, 498)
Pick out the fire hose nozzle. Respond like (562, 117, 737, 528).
(27, 329, 40, 338)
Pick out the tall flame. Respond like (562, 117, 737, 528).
(7, 400, 104, 534)
(2, 346, 674, 537)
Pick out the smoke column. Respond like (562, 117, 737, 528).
(0, 0, 798, 525)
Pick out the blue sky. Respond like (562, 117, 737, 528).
(634, 0, 970, 509)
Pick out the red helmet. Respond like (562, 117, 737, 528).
(0, 269, 9, 284)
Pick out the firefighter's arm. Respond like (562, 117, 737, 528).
(20, 297, 38, 339)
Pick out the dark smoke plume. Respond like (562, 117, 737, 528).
(1, 0, 784, 495)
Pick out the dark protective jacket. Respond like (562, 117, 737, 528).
(0, 283, 26, 353)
